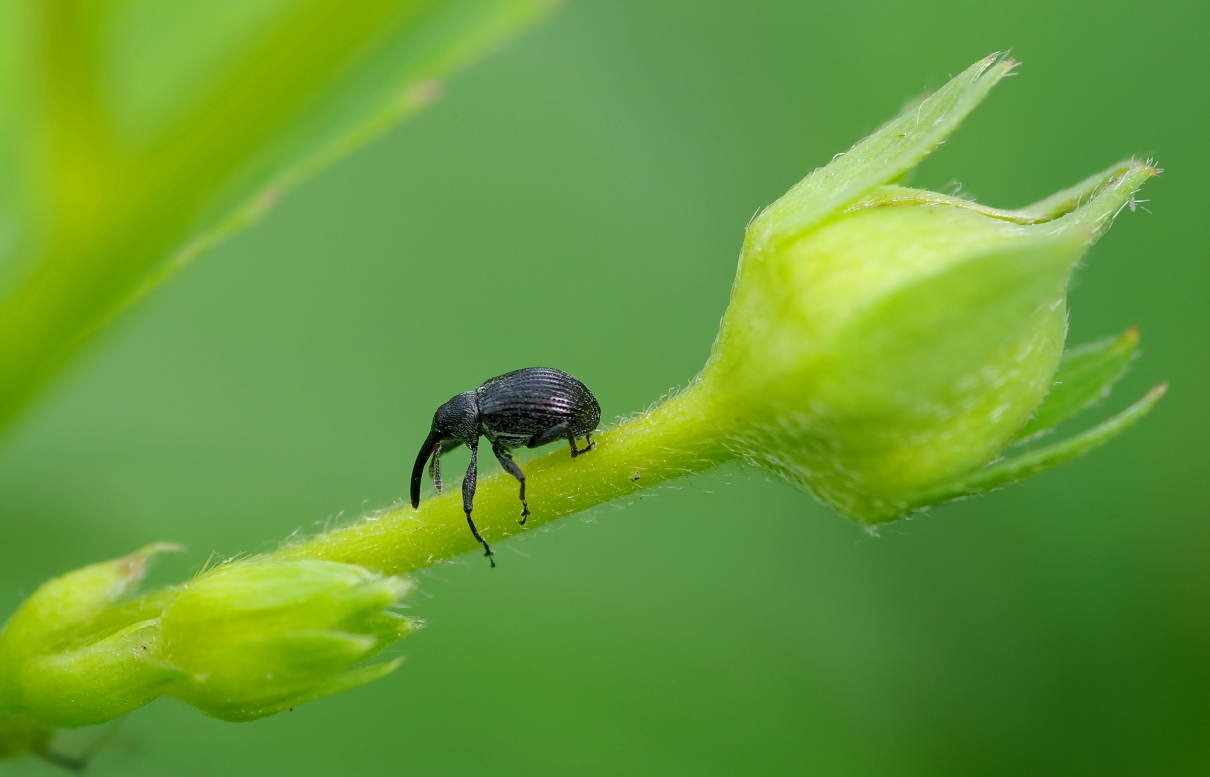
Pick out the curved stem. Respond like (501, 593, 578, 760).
(274, 382, 734, 575)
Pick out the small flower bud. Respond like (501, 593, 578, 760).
(698, 54, 1160, 523)
(0, 544, 184, 727)
(159, 560, 415, 721)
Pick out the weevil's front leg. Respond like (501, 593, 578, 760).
(431, 438, 463, 494)
(493, 443, 529, 524)
(461, 439, 494, 566)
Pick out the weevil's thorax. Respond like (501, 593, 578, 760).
(432, 391, 480, 445)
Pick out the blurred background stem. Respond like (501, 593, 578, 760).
(0, 0, 557, 436)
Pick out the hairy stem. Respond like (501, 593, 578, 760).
(275, 382, 734, 575)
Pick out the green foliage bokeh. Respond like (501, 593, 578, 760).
(0, 1, 1206, 774)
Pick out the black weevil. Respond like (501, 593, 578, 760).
(411, 367, 601, 565)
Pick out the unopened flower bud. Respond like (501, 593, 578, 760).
(160, 560, 415, 721)
(0, 544, 184, 727)
(698, 54, 1161, 523)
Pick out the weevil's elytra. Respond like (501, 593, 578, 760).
(411, 367, 601, 566)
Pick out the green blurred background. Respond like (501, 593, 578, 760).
(2, 0, 1207, 774)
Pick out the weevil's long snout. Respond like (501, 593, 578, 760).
(411, 429, 442, 508)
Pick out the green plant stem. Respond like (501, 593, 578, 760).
(274, 383, 734, 575)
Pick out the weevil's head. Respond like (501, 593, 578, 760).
(412, 390, 481, 509)
(432, 391, 479, 444)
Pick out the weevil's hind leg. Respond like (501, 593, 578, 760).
(567, 430, 595, 458)
(532, 422, 594, 458)
(530, 421, 569, 448)
(493, 443, 529, 524)
(461, 440, 494, 566)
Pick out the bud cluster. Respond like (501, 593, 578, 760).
(0, 546, 415, 729)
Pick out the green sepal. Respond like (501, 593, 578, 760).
(18, 620, 186, 728)
(173, 629, 378, 721)
(1047, 162, 1160, 242)
(916, 384, 1167, 507)
(746, 53, 1015, 259)
(205, 656, 407, 723)
(1015, 328, 1140, 443)
(849, 160, 1141, 226)
(0, 543, 180, 654)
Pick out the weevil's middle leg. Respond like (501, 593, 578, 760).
(532, 421, 595, 459)
(493, 443, 529, 524)
(465, 512, 494, 567)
